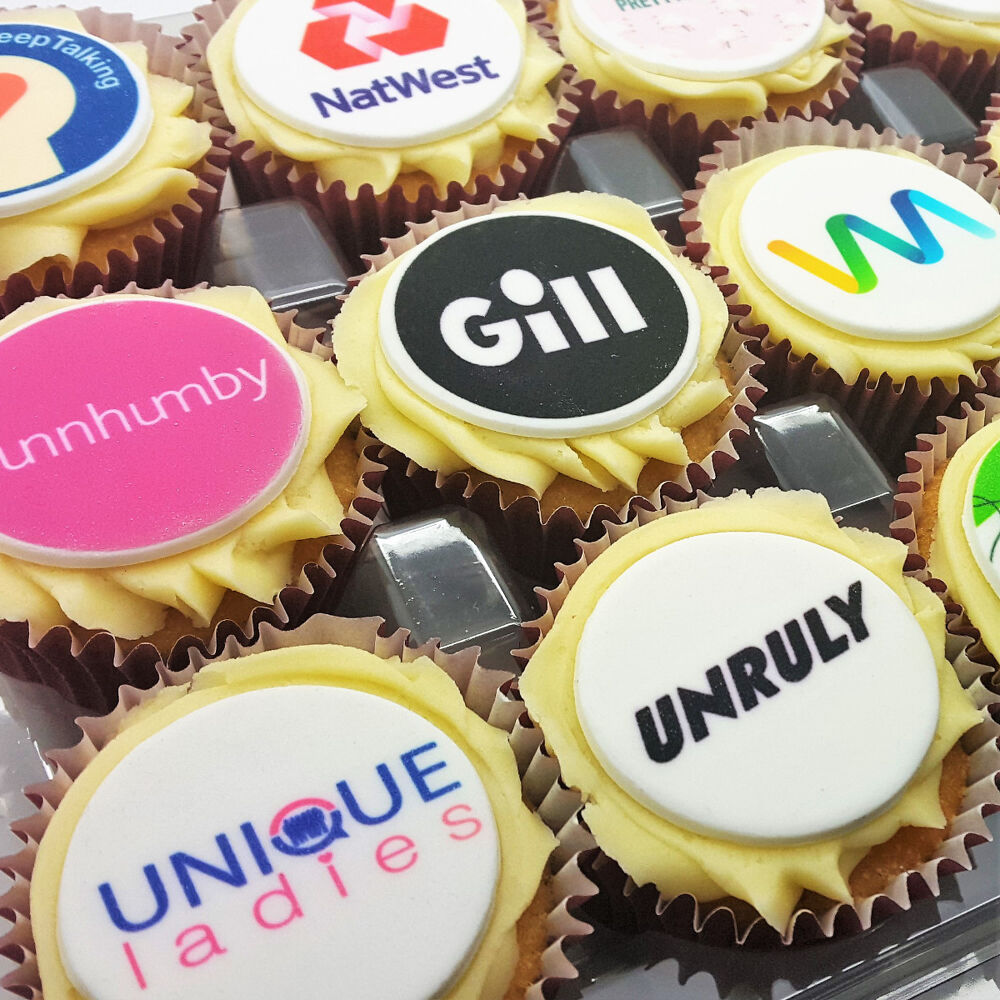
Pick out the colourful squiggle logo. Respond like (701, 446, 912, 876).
(767, 188, 996, 294)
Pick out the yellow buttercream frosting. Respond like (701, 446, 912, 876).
(857, 0, 1000, 57)
(520, 489, 982, 932)
(553, 0, 852, 124)
(207, 0, 564, 198)
(930, 419, 1000, 659)
(0, 287, 366, 641)
(30, 646, 557, 1000)
(334, 192, 730, 497)
(697, 144, 1000, 385)
(0, 10, 212, 280)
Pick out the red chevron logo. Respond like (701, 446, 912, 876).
(302, 0, 449, 71)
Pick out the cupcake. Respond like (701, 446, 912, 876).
(0, 8, 225, 313)
(0, 285, 378, 707)
(189, 0, 574, 259)
(334, 191, 761, 523)
(895, 397, 1000, 685)
(0, 633, 594, 999)
(686, 119, 1000, 458)
(853, 0, 1000, 59)
(541, 0, 860, 184)
(519, 489, 997, 942)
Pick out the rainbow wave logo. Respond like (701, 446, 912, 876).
(767, 188, 997, 294)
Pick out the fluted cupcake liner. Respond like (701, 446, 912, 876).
(340, 196, 765, 586)
(849, 5, 1000, 118)
(513, 497, 1000, 945)
(0, 281, 387, 716)
(683, 117, 1000, 464)
(529, 0, 864, 188)
(0, 9, 229, 317)
(182, 0, 581, 268)
(0, 614, 597, 999)
(893, 364, 1000, 692)
(976, 91, 1000, 178)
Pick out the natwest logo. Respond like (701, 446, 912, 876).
(301, 0, 449, 71)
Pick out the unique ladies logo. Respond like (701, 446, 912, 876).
(739, 148, 1000, 341)
(233, 0, 521, 149)
(0, 24, 152, 217)
(0, 298, 311, 568)
(56, 686, 501, 1000)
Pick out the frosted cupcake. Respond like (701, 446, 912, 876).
(686, 119, 1000, 457)
(520, 489, 997, 942)
(0, 636, 595, 1000)
(334, 192, 761, 523)
(0, 8, 224, 313)
(0, 286, 377, 707)
(540, 0, 860, 183)
(854, 0, 1000, 59)
(188, 0, 574, 257)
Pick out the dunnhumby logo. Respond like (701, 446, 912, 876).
(302, 0, 449, 70)
(379, 213, 702, 438)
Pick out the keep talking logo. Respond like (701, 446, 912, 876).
(301, 0, 449, 70)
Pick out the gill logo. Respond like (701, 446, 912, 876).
(767, 188, 997, 294)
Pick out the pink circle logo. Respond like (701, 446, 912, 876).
(0, 298, 311, 568)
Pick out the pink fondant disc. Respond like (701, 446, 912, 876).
(0, 298, 311, 568)
(567, 0, 826, 82)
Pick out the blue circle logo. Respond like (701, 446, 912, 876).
(0, 24, 152, 218)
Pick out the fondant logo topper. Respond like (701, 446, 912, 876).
(567, 0, 826, 82)
(739, 148, 1000, 342)
(964, 439, 1000, 597)
(232, 0, 523, 148)
(0, 298, 311, 569)
(0, 24, 152, 217)
(573, 532, 941, 844)
(379, 212, 702, 439)
(57, 687, 500, 1000)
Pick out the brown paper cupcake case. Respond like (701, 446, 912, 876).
(527, 0, 864, 189)
(976, 92, 1000, 178)
(0, 281, 387, 717)
(892, 365, 1000, 692)
(182, 0, 581, 267)
(848, 5, 1000, 118)
(344, 196, 766, 587)
(684, 118, 1000, 465)
(511, 499, 1000, 946)
(0, 615, 597, 1000)
(0, 10, 230, 319)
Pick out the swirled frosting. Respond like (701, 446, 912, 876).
(0, 10, 212, 280)
(857, 0, 1000, 57)
(334, 192, 730, 497)
(207, 0, 564, 198)
(521, 489, 981, 933)
(30, 646, 556, 1000)
(553, 0, 852, 124)
(0, 286, 365, 641)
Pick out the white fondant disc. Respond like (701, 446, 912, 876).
(566, 0, 826, 82)
(739, 148, 1000, 341)
(963, 439, 1000, 597)
(574, 531, 940, 844)
(57, 686, 501, 1000)
(378, 212, 701, 438)
(0, 25, 152, 218)
(232, 0, 522, 149)
(901, 0, 1000, 22)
